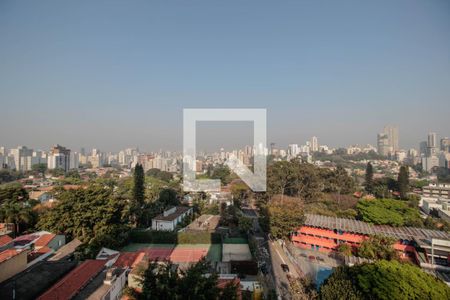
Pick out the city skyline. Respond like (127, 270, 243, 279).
(1, 1, 450, 151)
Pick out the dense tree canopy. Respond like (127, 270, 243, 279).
(0, 183, 37, 234)
(357, 199, 422, 227)
(267, 160, 355, 202)
(357, 235, 398, 260)
(146, 168, 173, 182)
(320, 260, 450, 300)
(260, 195, 305, 239)
(37, 185, 129, 255)
(140, 258, 236, 300)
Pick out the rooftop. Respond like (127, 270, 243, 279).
(48, 239, 82, 261)
(303, 214, 450, 241)
(37, 260, 106, 300)
(153, 206, 191, 222)
(0, 249, 24, 264)
(0, 260, 77, 300)
(0, 235, 12, 247)
(34, 234, 56, 248)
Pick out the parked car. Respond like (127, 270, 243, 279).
(316, 257, 325, 262)
(300, 253, 307, 258)
(281, 264, 290, 272)
(308, 255, 316, 260)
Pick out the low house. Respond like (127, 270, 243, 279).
(0, 249, 28, 283)
(0, 260, 77, 300)
(37, 260, 107, 300)
(29, 191, 53, 203)
(48, 239, 82, 261)
(151, 206, 193, 231)
(0, 235, 13, 252)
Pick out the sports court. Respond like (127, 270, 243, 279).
(121, 243, 222, 263)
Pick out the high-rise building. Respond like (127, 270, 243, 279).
(311, 136, 319, 152)
(441, 137, 450, 153)
(385, 125, 399, 152)
(419, 141, 428, 156)
(10, 146, 33, 171)
(377, 125, 399, 156)
(48, 144, 71, 172)
(427, 132, 438, 156)
(377, 133, 390, 156)
(288, 144, 299, 157)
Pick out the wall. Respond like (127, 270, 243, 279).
(0, 250, 28, 283)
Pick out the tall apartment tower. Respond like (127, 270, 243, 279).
(427, 132, 438, 156)
(441, 137, 450, 153)
(10, 146, 33, 171)
(377, 133, 390, 156)
(377, 125, 399, 156)
(384, 125, 399, 152)
(311, 136, 319, 152)
(48, 144, 71, 172)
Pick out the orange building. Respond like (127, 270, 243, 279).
(291, 214, 450, 265)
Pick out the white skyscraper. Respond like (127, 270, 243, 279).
(311, 136, 319, 152)
(10, 146, 33, 171)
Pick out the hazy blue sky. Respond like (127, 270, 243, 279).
(0, 0, 449, 152)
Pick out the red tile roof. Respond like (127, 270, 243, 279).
(0, 249, 24, 264)
(113, 252, 140, 268)
(34, 234, 56, 248)
(37, 260, 105, 300)
(0, 235, 13, 247)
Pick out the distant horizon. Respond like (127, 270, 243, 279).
(1, 1, 449, 152)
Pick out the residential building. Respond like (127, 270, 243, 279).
(441, 137, 450, 153)
(0, 260, 77, 300)
(151, 206, 193, 231)
(37, 260, 107, 300)
(422, 156, 439, 172)
(47, 145, 71, 172)
(10, 146, 33, 171)
(0, 249, 28, 283)
(428, 132, 439, 156)
(377, 133, 390, 156)
(423, 184, 450, 200)
(311, 136, 319, 152)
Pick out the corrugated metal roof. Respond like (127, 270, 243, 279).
(304, 214, 450, 241)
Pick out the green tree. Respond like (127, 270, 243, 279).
(357, 199, 422, 227)
(261, 195, 305, 239)
(132, 164, 145, 226)
(365, 162, 374, 194)
(337, 243, 353, 257)
(397, 165, 409, 199)
(209, 164, 232, 185)
(0, 199, 37, 234)
(146, 168, 173, 182)
(31, 163, 47, 176)
(140, 258, 226, 300)
(321, 260, 450, 300)
(37, 185, 129, 255)
(0, 182, 29, 204)
(158, 188, 179, 207)
(357, 235, 398, 260)
(141, 261, 179, 300)
(238, 215, 253, 234)
(319, 267, 363, 300)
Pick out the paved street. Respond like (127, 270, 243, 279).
(269, 240, 300, 299)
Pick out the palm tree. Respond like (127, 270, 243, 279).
(0, 200, 34, 235)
